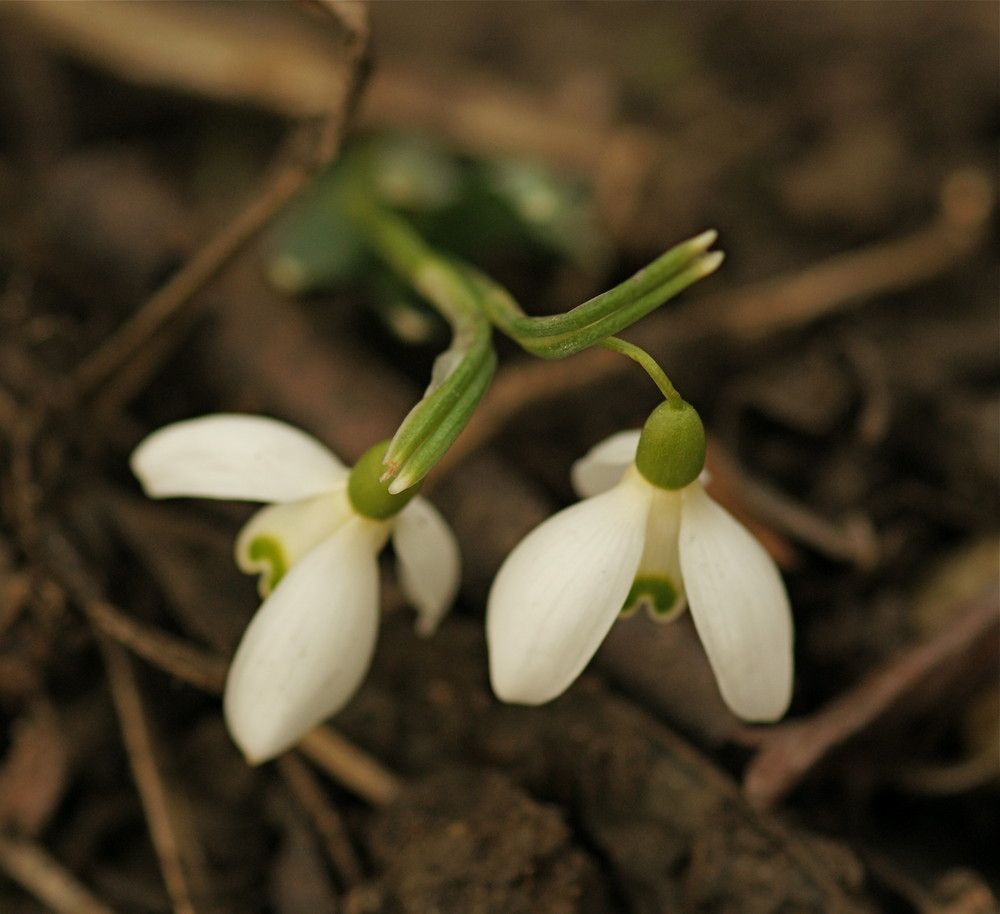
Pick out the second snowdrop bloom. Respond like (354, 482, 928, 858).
(131, 414, 459, 764)
(487, 400, 793, 722)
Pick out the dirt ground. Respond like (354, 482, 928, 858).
(0, 3, 997, 913)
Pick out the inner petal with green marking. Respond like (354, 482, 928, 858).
(235, 488, 358, 596)
(621, 574, 686, 621)
(246, 535, 289, 595)
(626, 483, 688, 621)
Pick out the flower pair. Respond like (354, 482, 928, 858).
(132, 406, 793, 764)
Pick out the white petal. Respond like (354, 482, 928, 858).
(234, 486, 365, 596)
(392, 497, 461, 636)
(131, 414, 346, 503)
(627, 486, 687, 620)
(487, 472, 651, 705)
(679, 483, 794, 722)
(570, 430, 641, 498)
(223, 518, 384, 763)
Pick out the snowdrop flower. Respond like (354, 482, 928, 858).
(131, 414, 459, 763)
(487, 400, 793, 721)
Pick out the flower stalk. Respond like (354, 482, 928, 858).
(466, 230, 722, 358)
(343, 176, 497, 493)
(596, 336, 681, 404)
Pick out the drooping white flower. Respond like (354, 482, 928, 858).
(131, 414, 460, 763)
(487, 402, 793, 722)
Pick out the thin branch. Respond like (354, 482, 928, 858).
(98, 635, 212, 914)
(297, 726, 403, 806)
(740, 584, 999, 810)
(0, 835, 118, 914)
(278, 753, 365, 888)
(84, 599, 228, 695)
(67, 1, 370, 409)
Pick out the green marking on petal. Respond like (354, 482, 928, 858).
(621, 575, 682, 621)
(248, 536, 288, 595)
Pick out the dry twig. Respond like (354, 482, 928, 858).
(98, 635, 213, 914)
(278, 753, 366, 888)
(85, 599, 228, 695)
(61, 1, 370, 409)
(298, 727, 403, 807)
(740, 584, 1000, 810)
(0, 834, 118, 914)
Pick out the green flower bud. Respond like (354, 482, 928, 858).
(348, 440, 422, 520)
(635, 400, 706, 491)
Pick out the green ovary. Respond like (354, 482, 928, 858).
(621, 575, 681, 620)
(348, 439, 421, 520)
(248, 536, 288, 595)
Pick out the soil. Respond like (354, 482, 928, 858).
(0, 3, 997, 913)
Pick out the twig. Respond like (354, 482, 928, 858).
(6, 408, 46, 552)
(740, 584, 999, 810)
(38, 522, 229, 694)
(71, 130, 336, 405)
(707, 443, 878, 568)
(278, 753, 365, 888)
(85, 599, 228, 695)
(0, 699, 69, 836)
(5, 1, 364, 120)
(664, 167, 994, 344)
(66, 2, 370, 409)
(98, 635, 211, 914)
(297, 726, 403, 807)
(0, 834, 118, 914)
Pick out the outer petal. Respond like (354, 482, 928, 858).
(223, 518, 384, 763)
(131, 414, 346, 503)
(570, 430, 641, 498)
(392, 497, 461, 636)
(487, 471, 651, 705)
(234, 486, 363, 596)
(678, 483, 794, 721)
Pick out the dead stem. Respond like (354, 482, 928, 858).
(298, 727, 403, 807)
(740, 583, 1000, 810)
(279, 753, 366, 888)
(85, 599, 229, 695)
(67, 1, 370, 412)
(98, 635, 212, 914)
(0, 834, 118, 914)
(71, 128, 338, 407)
(667, 167, 994, 344)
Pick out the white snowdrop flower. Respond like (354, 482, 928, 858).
(131, 414, 460, 763)
(487, 400, 793, 722)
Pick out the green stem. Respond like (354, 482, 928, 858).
(345, 184, 479, 331)
(463, 245, 722, 359)
(597, 337, 682, 404)
(342, 167, 497, 489)
(468, 231, 718, 340)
